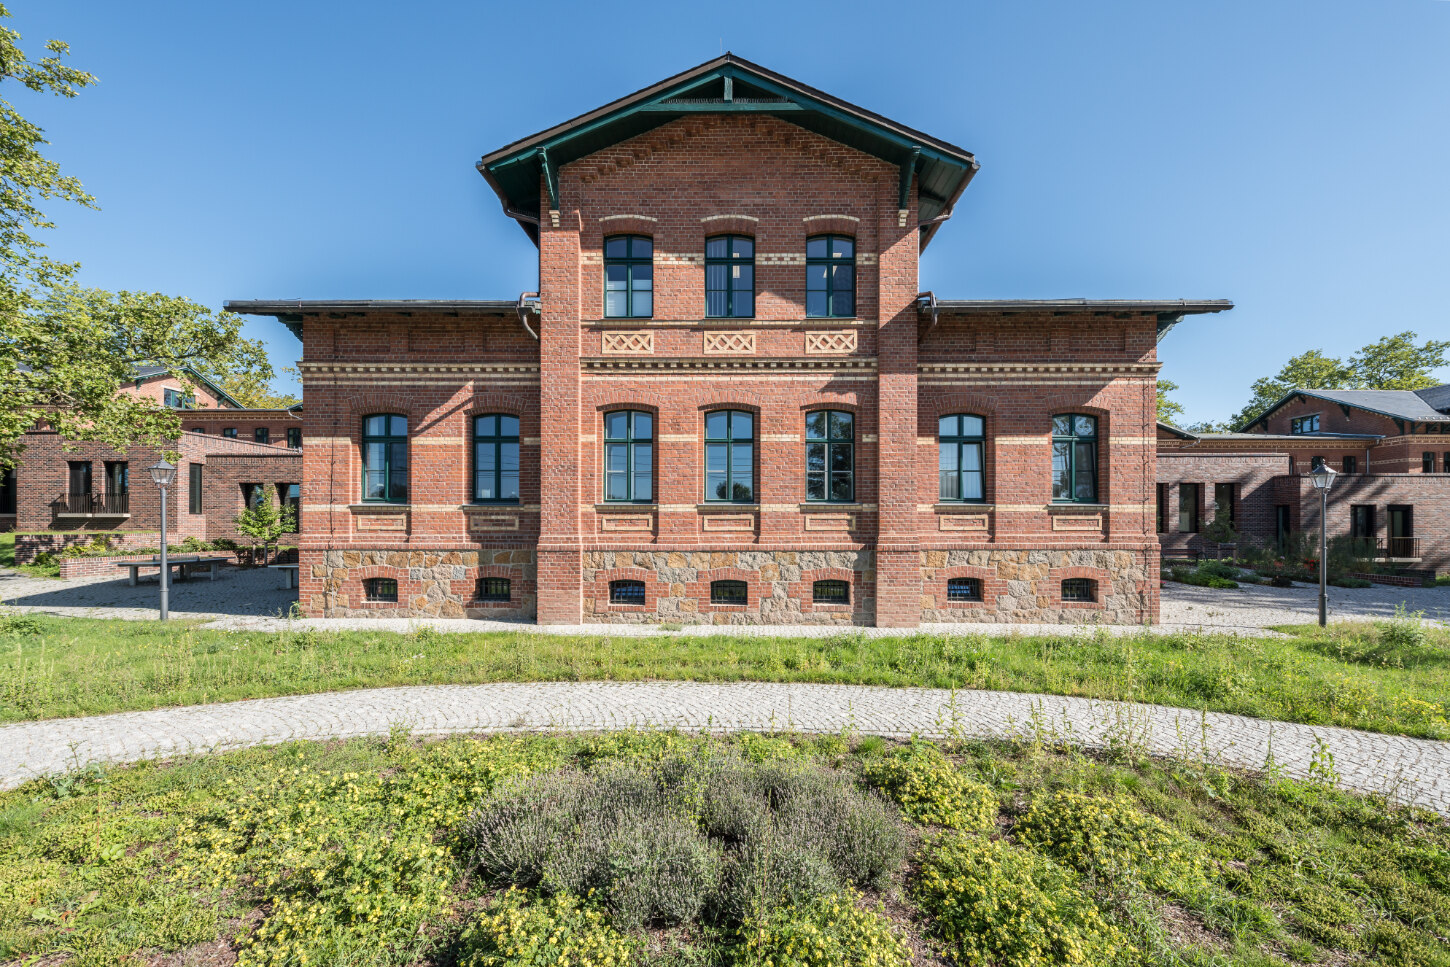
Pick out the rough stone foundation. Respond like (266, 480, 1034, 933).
(307, 548, 537, 620)
(919, 548, 1156, 624)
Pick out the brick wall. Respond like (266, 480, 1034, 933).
(14, 530, 158, 565)
(1288, 473, 1449, 574)
(1155, 451, 1286, 558)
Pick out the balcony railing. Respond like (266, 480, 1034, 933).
(1349, 536, 1421, 561)
(52, 491, 130, 517)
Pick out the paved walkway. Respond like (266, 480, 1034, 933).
(3, 682, 1446, 815)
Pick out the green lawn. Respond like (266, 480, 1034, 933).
(1, 612, 1447, 737)
(0, 531, 60, 577)
(1, 731, 1446, 967)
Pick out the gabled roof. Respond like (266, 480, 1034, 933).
(477, 53, 978, 250)
(1157, 421, 1198, 440)
(131, 365, 244, 409)
(1240, 386, 1450, 431)
(1415, 383, 1450, 413)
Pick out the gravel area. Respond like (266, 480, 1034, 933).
(0, 564, 298, 621)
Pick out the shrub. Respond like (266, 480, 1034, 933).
(456, 889, 637, 967)
(859, 742, 996, 832)
(1014, 791, 1207, 897)
(913, 834, 1123, 966)
(1377, 605, 1428, 652)
(736, 892, 910, 967)
(1167, 565, 1238, 589)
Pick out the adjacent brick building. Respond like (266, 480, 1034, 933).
(228, 55, 1232, 624)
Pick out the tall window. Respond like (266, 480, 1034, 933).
(604, 410, 653, 502)
(0, 467, 14, 515)
(473, 415, 521, 503)
(704, 410, 754, 502)
(805, 235, 854, 318)
(604, 235, 653, 318)
(1424, 452, 1437, 473)
(1178, 482, 1200, 533)
(1342, 455, 1357, 474)
(1051, 414, 1098, 503)
(254, 427, 270, 444)
(287, 427, 302, 448)
(68, 461, 92, 496)
(938, 414, 985, 502)
(705, 236, 754, 318)
(281, 483, 300, 531)
(104, 461, 128, 495)
(805, 410, 854, 502)
(1213, 482, 1235, 527)
(362, 414, 408, 503)
(241, 483, 266, 509)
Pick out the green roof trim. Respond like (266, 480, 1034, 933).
(477, 54, 978, 250)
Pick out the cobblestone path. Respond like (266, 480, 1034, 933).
(3, 682, 1446, 814)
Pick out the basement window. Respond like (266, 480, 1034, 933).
(710, 580, 748, 605)
(812, 580, 850, 605)
(364, 578, 398, 603)
(946, 578, 982, 602)
(1061, 578, 1097, 604)
(475, 577, 511, 602)
(609, 580, 646, 605)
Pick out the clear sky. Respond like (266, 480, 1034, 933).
(13, 0, 1450, 421)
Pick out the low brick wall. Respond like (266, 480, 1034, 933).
(1349, 571, 1420, 588)
(15, 531, 158, 565)
(57, 551, 244, 580)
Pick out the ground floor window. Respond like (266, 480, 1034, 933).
(609, 580, 645, 605)
(710, 580, 747, 605)
(1155, 483, 1167, 534)
(946, 578, 982, 602)
(241, 483, 266, 509)
(189, 464, 203, 515)
(1061, 578, 1097, 603)
(1275, 505, 1291, 550)
(1342, 455, 1357, 474)
(364, 578, 398, 603)
(812, 580, 849, 605)
(1425, 452, 1438, 473)
(0, 467, 14, 515)
(1178, 482, 1200, 533)
(475, 577, 511, 602)
(1213, 482, 1235, 527)
(280, 483, 300, 531)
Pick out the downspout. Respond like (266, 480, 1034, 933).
(516, 292, 540, 341)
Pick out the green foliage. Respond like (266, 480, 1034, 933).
(234, 489, 295, 564)
(456, 889, 638, 967)
(1015, 791, 1208, 897)
(913, 834, 1124, 966)
(1167, 565, 1239, 589)
(735, 892, 910, 967)
(858, 741, 997, 831)
(213, 365, 301, 409)
(1156, 378, 1184, 425)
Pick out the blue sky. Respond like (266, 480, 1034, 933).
(14, 0, 1450, 422)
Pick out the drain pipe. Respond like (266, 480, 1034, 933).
(516, 291, 540, 341)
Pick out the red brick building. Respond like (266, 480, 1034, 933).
(2, 366, 301, 559)
(1157, 385, 1450, 574)
(229, 55, 1231, 624)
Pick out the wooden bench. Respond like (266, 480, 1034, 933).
(117, 556, 229, 586)
(269, 563, 300, 589)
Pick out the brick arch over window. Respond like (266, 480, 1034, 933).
(699, 214, 759, 236)
(594, 401, 661, 417)
(923, 565, 1005, 610)
(801, 214, 860, 237)
(789, 566, 870, 614)
(919, 392, 999, 421)
(687, 567, 763, 613)
(696, 401, 762, 417)
(1047, 566, 1110, 610)
(344, 395, 420, 422)
(589, 566, 666, 614)
(595, 214, 658, 236)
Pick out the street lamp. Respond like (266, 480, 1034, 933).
(148, 459, 176, 621)
(1308, 462, 1338, 627)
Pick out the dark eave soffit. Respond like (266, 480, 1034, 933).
(224, 299, 518, 339)
(921, 298, 1234, 342)
(476, 53, 978, 251)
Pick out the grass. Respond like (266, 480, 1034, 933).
(1, 730, 1446, 966)
(0, 531, 60, 578)
(0, 612, 1447, 737)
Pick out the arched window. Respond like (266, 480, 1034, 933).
(805, 410, 854, 502)
(604, 411, 653, 502)
(1061, 578, 1097, 603)
(806, 235, 854, 318)
(812, 579, 850, 605)
(1051, 414, 1097, 504)
(705, 236, 754, 318)
(364, 578, 398, 603)
(609, 579, 645, 605)
(938, 414, 985, 502)
(362, 414, 409, 503)
(473, 414, 521, 503)
(604, 235, 653, 318)
(946, 578, 982, 602)
(705, 410, 754, 502)
(711, 580, 748, 605)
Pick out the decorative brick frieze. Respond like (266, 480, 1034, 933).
(804, 331, 858, 355)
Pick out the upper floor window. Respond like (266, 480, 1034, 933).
(473, 415, 521, 503)
(805, 410, 854, 502)
(362, 414, 408, 503)
(705, 410, 754, 502)
(705, 236, 754, 318)
(222, 427, 237, 439)
(1310, 455, 1326, 471)
(604, 235, 653, 318)
(286, 427, 302, 448)
(1051, 414, 1098, 503)
(1342, 455, 1357, 474)
(163, 387, 193, 409)
(190, 427, 205, 434)
(806, 235, 854, 318)
(1291, 414, 1320, 434)
(938, 414, 985, 502)
(254, 427, 270, 444)
(604, 410, 653, 502)
(1424, 452, 1437, 473)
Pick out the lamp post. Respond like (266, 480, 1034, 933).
(148, 459, 176, 621)
(1308, 463, 1338, 627)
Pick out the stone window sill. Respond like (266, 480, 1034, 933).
(1048, 503, 1107, 511)
(595, 503, 657, 512)
(349, 503, 409, 513)
(800, 502, 869, 512)
(934, 503, 992, 512)
(697, 503, 760, 512)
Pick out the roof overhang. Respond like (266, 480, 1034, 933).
(225, 299, 519, 339)
(477, 53, 978, 251)
(919, 298, 1233, 342)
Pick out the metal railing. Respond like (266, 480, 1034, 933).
(1349, 536, 1421, 560)
(52, 491, 130, 516)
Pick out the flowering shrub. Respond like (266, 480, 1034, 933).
(1014, 791, 1207, 897)
(736, 892, 910, 967)
(913, 834, 1123, 966)
(859, 742, 996, 831)
(456, 889, 637, 967)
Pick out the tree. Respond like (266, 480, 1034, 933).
(234, 490, 295, 566)
(0, 9, 272, 466)
(1347, 331, 1450, 391)
(1156, 379, 1184, 425)
(1230, 349, 1351, 429)
(213, 366, 301, 409)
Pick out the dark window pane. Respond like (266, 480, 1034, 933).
(706, 443, 727, 474)
(499, 416, 519, 437)
(806, 292, 828, 317)
(806, 264, 828, 290)
(475, 415, 496, 437)
(501, 442, 519, 472)
(830, 446, 852, 473)
(947, 578, 982, 602)
(731, 412, 752, 439)
(830, 473, 853, 501)
(605, 237, 628, 258)
(633, 412, 652, 439)
(807, 237, 827, 259)
(632, 262, 652, 286)
(831, 237, 853, 258)
(806, 443, 826, 471)
(733, 290, 753, 317)
(605, 412, 629, 439)
(631, 237, 652, 258)
(733, 237, 753, 258)
(805, 412, 828, 439)
(813, 580, 849, 604)
(501, 472, 519, 500)
(1051, 441, 1071, 501)
(706, 237, 728, 258)
(829, 411, 853, 439)
(610, 580, 645, 604)
(806, 472, 826, 501)
(711, 580, 747, 605)
(1074, 441, 1097, 501)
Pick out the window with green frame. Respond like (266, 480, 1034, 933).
(1050, 414, 1098, 503)
(473, 414, 520, 502)
(705, 235, 754, 317)
(362, 414, 409, 503)
(805, 410, 854, 502)
(604, 235, 653, 318)
(704, 409, 754, 502)
(805, 235, 854, 318)
(938, 414, 985, 501)
(603, 410, 653, 501)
